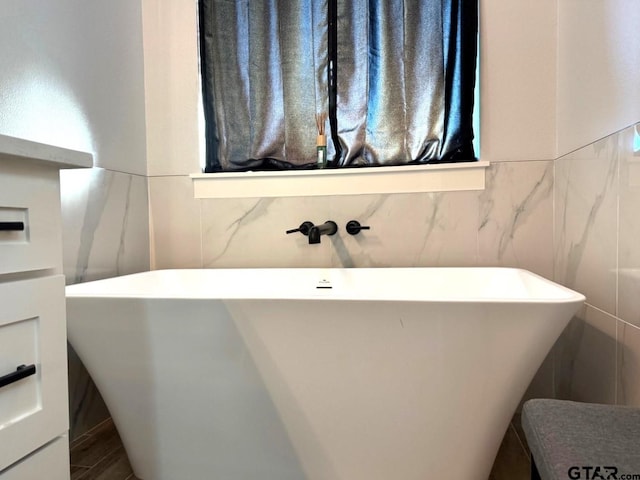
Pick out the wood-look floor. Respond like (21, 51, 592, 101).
(69, 417, 530, 480)
(69, 419, 139, 480)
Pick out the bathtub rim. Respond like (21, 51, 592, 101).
(64, 267, 586, 305)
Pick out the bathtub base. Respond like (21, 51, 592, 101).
(66, 268, 584, 480)
(67, 296, 576, 480)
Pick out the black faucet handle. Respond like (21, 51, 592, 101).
(346, 220, 370, 235)
(286, 221, 314, 236)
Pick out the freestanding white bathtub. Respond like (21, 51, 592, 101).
(66, 268, 584, 480)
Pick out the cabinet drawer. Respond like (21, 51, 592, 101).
(0, 436, 69, 480)
(0, 162, 62, 274)
(0, 276, 68, 471)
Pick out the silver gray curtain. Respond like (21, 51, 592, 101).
(199, 0, 477, 172)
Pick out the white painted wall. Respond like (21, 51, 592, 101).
(0, 0, 147, 176)
(479, 0, 558, 162)
(141, 0, 201, 176)
(557, 0, 640, 155)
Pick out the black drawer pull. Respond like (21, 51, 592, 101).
(0, 364, 36, 389)
(0, 222, 25, 231)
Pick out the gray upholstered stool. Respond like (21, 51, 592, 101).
(521, 399, 640, 480)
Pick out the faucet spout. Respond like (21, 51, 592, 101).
(308, 220, 338, 244)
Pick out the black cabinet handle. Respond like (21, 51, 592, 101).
(0, 364, 36, 389)
(0, 222, 25, 231)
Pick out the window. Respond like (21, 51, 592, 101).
(198, 0, 478, 172)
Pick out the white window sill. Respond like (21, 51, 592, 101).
(191, 160, 489, 198)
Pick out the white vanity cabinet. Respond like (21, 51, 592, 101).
(0, 135, 91, 479)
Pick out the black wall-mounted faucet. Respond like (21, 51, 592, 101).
(287, 220, 338, 244)
(308, 220, 338, 244)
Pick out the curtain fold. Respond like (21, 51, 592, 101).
(199, 0, 477, 172)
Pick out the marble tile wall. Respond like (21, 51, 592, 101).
(151, 160, 554, 277)
(536, 122, 640, 409)
(61, 167, 150, 439)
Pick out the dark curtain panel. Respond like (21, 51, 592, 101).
(199, 0, 477, 172)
